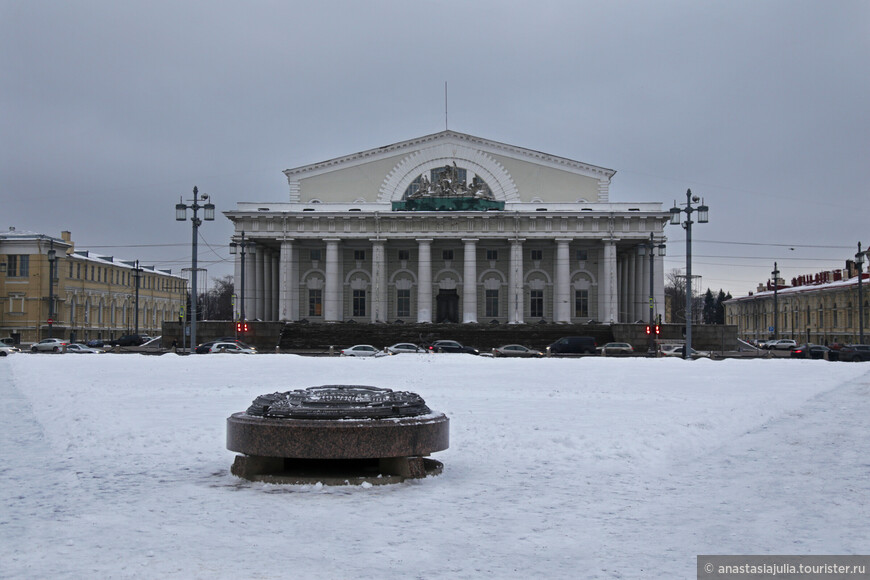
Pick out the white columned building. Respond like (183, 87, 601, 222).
(226, 131, 671, 325)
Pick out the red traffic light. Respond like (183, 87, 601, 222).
(236, 322, 249, 333)
(654, 324, 661, 335)
(645, 325, 651, 335)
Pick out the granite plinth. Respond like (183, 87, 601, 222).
(226, 412, 449, 459)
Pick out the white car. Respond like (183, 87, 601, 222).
(31, 338, 69, 353)
(661, 344, 709, 358)
(65, 343, 104, 354)
(208, 342, 257, 354)
(764, 339, 797, 350)
(0, 345, 18, 357)
(386, 343, 427, 354)
(341, 344, 380, 357)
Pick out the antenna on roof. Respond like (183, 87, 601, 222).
(444, 81, 448, 130)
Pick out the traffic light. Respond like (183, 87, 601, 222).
(236, 321, 249, 334)
(645, 325, 651, 335)
(654, 324, 661, 335)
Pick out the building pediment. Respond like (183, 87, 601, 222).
(282, 131, 616, 205)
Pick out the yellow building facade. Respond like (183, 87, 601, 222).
(0, 229, 187, 345)
(725, 263, 870, 345)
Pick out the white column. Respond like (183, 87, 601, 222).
(508, 239, 525, 324)
(554, 238, 571, 323)
(271, 251, 279, 321)
(640, 249, 651, 324)
(244, 245, 256, 321)
(324, 238, 341, 322)
(233, 249, 242, 320)
(263, 248, 273, 321)
(255, 247, 266, 321)
(416, 239, 432, 323)
(462, 238, 478, 323)
(619, 254, 628, 323)
(278, 239, 297, 321)
(601, 240, 617, 324)
(370, 239, 387, 323)
(635, 251, 645, 323)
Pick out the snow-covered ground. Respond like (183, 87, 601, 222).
(1, 354, 868, 579)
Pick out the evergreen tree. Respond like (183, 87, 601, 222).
(702, 288, 716, 324)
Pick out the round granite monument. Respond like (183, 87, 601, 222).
(227, 385, 449, 485)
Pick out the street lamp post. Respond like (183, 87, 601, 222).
(856, 242, 865, 345)
(772, 262, 780, 340)
(638, 233, 666, 355)
(670, 189, 709, 360)
(133, 260, 142, 335)
(176, 186, 215, 353)
(229, 231, 255, 322)
(47, 243, 57, 339)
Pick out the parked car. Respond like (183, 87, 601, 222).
(428, 340, 479, 355)
(546, 336, 597, 355)
(0, 337, 17, 347)
(0, 344, 18, 356)
(195, 338, 252, 354)
(599, 342, 634, 356)
(836, 344, 870, 362)
(340, 344, 380, 357)
(491, 344, 543, 358)
(110, 334, 148, 347)
(790, 344, 830, 359)
(763, 339, 797, 350)
(386, 343, 427, 354)
(86, 339, 106, 348)
(661, 344, 709, 358)
(208, 342, 257, 354)
(31, 338, 69, 353)
(65, 343, 104, 354)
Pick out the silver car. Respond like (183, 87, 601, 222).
(31, 338, 69, 353)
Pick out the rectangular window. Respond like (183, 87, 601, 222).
(354, 250, 366, 261)
(486, 249, 498, 261)
(576, 249, 588, 261)
(485, 289, 499, 318)
(530, 290, 544, 318)
(575, 289, 589, 317)
(8, 293, 25, 313)
(308, 289, 322, 316)
(353, 289, 366, 317)
(310, 249, 322, 262)
(6, 255, 29, 277)
(69, 261, 74, 278)
(77, 264, 81, 279)
(530, 250, 543, 261)
(442, 249, 454, 261)
(397, 289, 411, 318)
(398, 249, 410, 261)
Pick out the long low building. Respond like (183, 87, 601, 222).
(725, 263, 870, 345)
(0, 228, 187, 344)
(224, 131, 671, 326)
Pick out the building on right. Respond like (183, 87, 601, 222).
(725, 260, 869, 346)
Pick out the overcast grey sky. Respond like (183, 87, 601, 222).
(2, 0, 868, 296)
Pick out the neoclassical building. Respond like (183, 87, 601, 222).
(0, 229, 186, 344)
(725, 264, 870, 345)
(224, 131, 671, 325)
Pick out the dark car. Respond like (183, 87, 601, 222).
(546, 336, 597, 355)
(111, 334, 148, 347)
(428, 340, 479, 355)
(790, 344, 830, 360)
(836, 344, 870, 362)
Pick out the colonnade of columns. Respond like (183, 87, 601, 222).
(231, 236, 663, 325)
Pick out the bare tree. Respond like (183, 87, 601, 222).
(201, 275, 234, 320)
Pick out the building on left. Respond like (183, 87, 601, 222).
(0, 228, 188, 345)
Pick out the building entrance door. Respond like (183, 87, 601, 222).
(436, 290, 459, 323)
